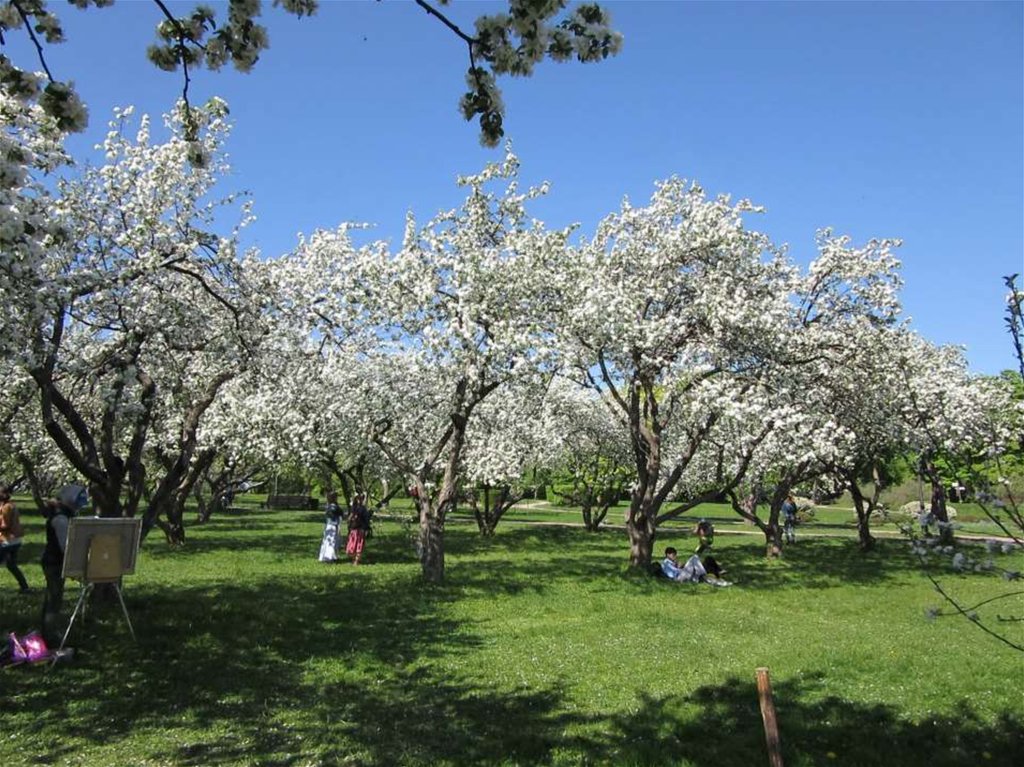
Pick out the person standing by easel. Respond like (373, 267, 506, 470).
(40, 490, 79, 643)
(0, 487, 30, 594)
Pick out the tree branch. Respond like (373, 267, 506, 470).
(11, 0, 56, 82)
(413, 0, 478, 46)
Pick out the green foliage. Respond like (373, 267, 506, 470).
(1, 505, 1020, 766)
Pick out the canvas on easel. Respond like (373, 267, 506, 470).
(85, 533, 123, 582)
(57, 518, 142, 655)
(62, 517, 141, 581)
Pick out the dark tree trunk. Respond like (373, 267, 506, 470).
(414, 484, 449, 584)
(626, 490, 659, 568)
(582, 486, 616, 532)
(764, 522, 783, 558)
(471, 484, 515, 537)
(627, 518, 655, 568)
(580, 486, 596, 532)
(924, 459, 954, 545)
(848, 479, 876, 552)
(727, 489, 782, 558)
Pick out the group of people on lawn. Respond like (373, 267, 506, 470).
(659, 493, 800, 587)
(0, 484, 90, 644)
(318, 491, 371, 565)
(660, 518, 731, 587)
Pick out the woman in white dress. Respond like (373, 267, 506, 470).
(318, 491, 342, 563)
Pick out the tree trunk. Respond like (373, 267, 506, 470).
(848, 479, 876, 552)
(627, 523, 654, 568)
(418, 505, 445, 583)
(764, 522, 783, 558)
(581, 488, 597, 532)
(924, 460, 954, 545)
(471, 484, 513, 536)
(626, 503, 657, 568)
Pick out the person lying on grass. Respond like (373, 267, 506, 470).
(661, 547, 730, 587)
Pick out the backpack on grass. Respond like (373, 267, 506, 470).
(4, 631, 51, 666)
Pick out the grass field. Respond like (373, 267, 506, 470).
(1, 503, 1022, 766)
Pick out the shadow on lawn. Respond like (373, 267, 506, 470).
(3, 567, 608, 767)
(591, 673, 1024, 767)
(3, 517, 1021, 767)
(5, 571, 490, 765)
(141, 531, 322, 560)
(445, 526, 934, 598)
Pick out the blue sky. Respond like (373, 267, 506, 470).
(9, 0, 1023, 373)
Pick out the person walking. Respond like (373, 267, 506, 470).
(345, 493, 370, 566)
(318, 491, 342, 563)
(782, 493, 798, 544)
(0, 488, 30, 593)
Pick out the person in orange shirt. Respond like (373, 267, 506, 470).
(0, 488, 30, 593)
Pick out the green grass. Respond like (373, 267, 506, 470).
(1, 506, 1022, 766)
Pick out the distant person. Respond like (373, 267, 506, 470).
(318, 492, 342, 563)
(781, 494, 798, 544)
(694, 519, 715, 555)
(0, 488, 30, 593)
(742, 493, 757, 518)
(40, 496, 76, 642)
(917, 504, 934, 536)
(690, 518, 726, 577)
(345, 493, 370, 566)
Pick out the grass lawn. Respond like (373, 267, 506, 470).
(1, 505, 1022, 766)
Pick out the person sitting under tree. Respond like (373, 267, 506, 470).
(661, 546, 730, 587)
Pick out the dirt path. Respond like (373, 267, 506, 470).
(377, 510, 1016, 546)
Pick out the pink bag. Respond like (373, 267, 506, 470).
(8, 631, 51, 664)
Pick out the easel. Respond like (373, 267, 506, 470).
(57, 533, 136, 655)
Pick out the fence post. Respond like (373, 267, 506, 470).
(756, 667, 784, 767)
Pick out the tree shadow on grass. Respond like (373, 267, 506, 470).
(443, 528, 932, 600)
(171, 670, 592, 767)
(3, 573, 490, 765)
(141, 530, 321, 560)
(648, 537, 936, 593)
(594, 673, 1024, 767)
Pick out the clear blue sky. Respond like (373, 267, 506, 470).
(9, 1, 1023, 373)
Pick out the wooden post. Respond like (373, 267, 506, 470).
(756, 667, 784, 767)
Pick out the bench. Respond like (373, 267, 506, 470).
(264, 495, 319, 510)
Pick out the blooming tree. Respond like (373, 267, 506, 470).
(896, 333, 1009, 545)
(901, 283, 1024, 651)
(276, 152, 565, 581)
(0, 361, 78, 503)
(220, 345, 400, 509)
(552, 178, 797, 568)
(460, 371, 564, 536)
(542, 377, 633, 531)
(780, 229, 906, 552)
(2, 98, 271, 542)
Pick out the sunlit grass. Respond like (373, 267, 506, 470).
(1, 505, 1021, 766)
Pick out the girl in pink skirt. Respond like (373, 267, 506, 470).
(345, 494, 370, 565)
